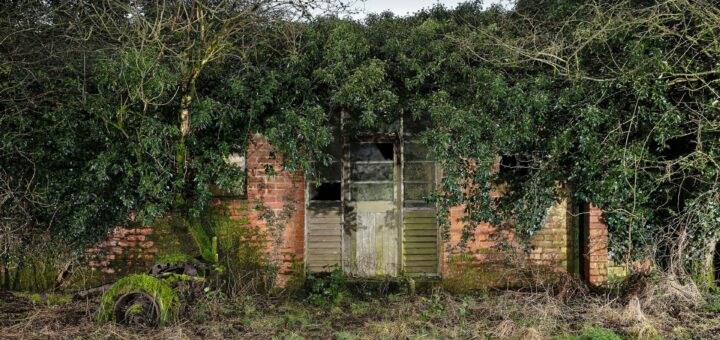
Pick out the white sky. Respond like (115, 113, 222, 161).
(349, 0, 510, 19)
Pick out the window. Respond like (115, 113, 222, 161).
(350, 143, 394, 201)
(309, 138, 342, 202)
(403, 143, 435, 207)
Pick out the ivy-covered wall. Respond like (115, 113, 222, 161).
(86, 134, 306, 285)
(443, 194, 611, 286)
(88, 135, 609, 287)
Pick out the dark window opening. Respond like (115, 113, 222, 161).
(499, 154, 530, 177)
(377, 143, 394, 160)
(578, 202, 590, 282)
(310, 182, 341, 201)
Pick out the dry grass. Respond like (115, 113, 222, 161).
(1, 275, 719, 339)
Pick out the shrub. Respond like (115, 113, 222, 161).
(305, 267, 346, 306)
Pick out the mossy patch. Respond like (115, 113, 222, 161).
(21, 292, 72, 306)
(153, 254, 201, 265)
(97, 274, 179, 325)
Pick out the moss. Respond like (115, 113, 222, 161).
(187, 218, 216, 264)
(2, 256, 63, 292)
(149, 216, 200, 263)
(160, 273, 206, 285)
(97, 274, 179, 325)
(153, 254, 201, 265)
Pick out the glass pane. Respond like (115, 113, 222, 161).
(403, 162, 434, 182)
(351, 183, 393, 201)
(317, 162, 341, 182)
(404, 182, 433, 201)
(351, 163, 393, 181)
(404, 143, 430, 161)
(351, 143, 394, 161)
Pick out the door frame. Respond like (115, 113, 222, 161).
(341, 137, 402, 276)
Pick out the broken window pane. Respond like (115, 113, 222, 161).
(351, 143, 394, 162)
(310, 182, 342, 201)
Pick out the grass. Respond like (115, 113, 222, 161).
(1, 276, 720, 339)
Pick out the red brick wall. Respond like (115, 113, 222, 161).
(88, 134, 306, 284)
(89, 136, 609, 286)
(86, 227, 156, 274)
(442, 194, 610, 285)
(442, 199, 570, 273)
(242, 134, 305, 282)
(585, 204, 609, 284)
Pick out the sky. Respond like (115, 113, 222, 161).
(349, 0, 509, 19)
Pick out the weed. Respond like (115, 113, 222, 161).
(553, 327, 622, 340)
(705, 294, 720, 312)
(305, 268, 346, 306)
(334, 331, 357, 340)
(419, 295, 446, 319)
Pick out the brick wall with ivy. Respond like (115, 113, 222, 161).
(87, 134, 306, 283)
(442, 194, 610, 286)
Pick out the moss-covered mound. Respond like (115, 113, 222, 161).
(97, 274, 179, 325)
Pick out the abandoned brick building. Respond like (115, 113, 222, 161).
(89, 120, 615, 287)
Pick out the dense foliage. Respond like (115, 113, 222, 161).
(1, 0, 719, 283)
(0, 0, 345, 285)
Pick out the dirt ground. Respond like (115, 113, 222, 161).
(2, 278, 720, 339)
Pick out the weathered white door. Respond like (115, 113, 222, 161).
(344, 142, 399, 277)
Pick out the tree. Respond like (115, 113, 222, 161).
(445, 0, 720, 277)
(0, 0, 350, 288)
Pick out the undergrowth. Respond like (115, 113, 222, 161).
(3, 273, 720, 338)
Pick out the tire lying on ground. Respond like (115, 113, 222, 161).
(97, 274, 179, 326)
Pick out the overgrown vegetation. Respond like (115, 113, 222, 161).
(2, 0, 720, 336)
(2, 0, 719, 286)
(3, 274, 720, 338)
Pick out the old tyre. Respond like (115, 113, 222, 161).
(113, 291, 160, 326)
(97, 274, 179, 326)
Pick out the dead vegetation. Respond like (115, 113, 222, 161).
(1, 273, 719, 339)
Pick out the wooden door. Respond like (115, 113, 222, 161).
(343, 142, 399, 277)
